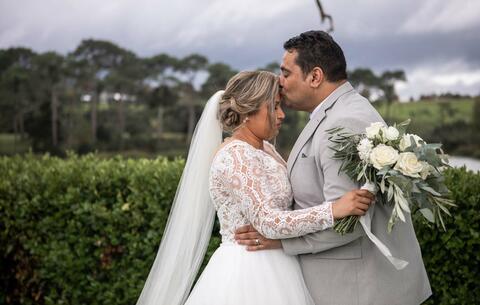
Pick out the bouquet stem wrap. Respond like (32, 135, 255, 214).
(360, 182, 409, 270)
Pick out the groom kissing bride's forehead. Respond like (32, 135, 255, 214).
(237, 30, 432, 305)
(136, 30, 432, 305)
(279, 30, 348, 113)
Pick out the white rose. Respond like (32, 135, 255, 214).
(365, 122, 385, 140)
(384, 126, 400, 141)
(357, 138, 373, 162)
(369, 144, 399, 170)
(399, 133, 424, 151)
(394, 152, 424, 178)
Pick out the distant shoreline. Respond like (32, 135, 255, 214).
(449, 156, 480, 172)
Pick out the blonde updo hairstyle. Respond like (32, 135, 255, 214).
(219, 71, 279, 134)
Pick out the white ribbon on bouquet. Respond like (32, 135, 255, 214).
(360, 182, 409, 270)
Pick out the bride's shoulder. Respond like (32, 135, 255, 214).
(213, 139, 257, 163)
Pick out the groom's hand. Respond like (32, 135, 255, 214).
(332, 189, 375, 219)
(234, 225, 282, 251)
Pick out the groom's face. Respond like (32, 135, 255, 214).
(279, 50, 311, 111)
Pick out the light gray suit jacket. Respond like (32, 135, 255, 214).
(281, 82, 432, 305)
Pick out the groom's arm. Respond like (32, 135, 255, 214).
(280, 162, 366, 255)
(281, 113, 381, 255)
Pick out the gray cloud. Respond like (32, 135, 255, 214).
(1, 0, 479, 99)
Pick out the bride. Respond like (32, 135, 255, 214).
(136, 71, 374, 305)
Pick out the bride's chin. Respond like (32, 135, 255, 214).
(269, 130, 280, 139)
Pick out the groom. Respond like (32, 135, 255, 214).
(235, 31, 431, 305)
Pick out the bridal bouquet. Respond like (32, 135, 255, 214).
(327, 119, 455, 235)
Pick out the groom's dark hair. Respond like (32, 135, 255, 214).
(283, 30, 347, 82)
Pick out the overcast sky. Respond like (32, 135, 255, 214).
(1, 0, 479, 100)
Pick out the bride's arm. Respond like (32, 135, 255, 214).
(223, 144, 334, 239)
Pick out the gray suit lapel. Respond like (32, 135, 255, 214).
(287, 113, 325, 176)
(287, 82, 355, 176)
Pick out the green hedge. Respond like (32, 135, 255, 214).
(413, 167, 480, 304)
(0, 154, 185, 304)
(0, 155, 478, 304)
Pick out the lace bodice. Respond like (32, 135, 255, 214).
(209, 140, 333, 243)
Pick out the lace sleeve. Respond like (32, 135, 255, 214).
(223, 143, 334, 239)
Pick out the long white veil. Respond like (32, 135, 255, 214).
(136, 90, 224, 305)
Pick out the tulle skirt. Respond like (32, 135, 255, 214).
(185, 243, 315, 305)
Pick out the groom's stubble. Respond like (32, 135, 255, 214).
(279, 50, 318, 113)
(280, 50, 346, 114)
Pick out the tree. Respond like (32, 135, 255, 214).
(348, 68, 378, 100)
(147, 84, 179, 142)
(176, 54, 208, 143)
(71, 39, 134, 146)
(201, 62, 237, 98)
(32, 52, 65, 148)
(258, 61, 281, 74)
(0, 48, 37, 148)
(142, 54, 180, 143)
(59, 53, 88, 150)
(348, 68, 406, 122)
(379, 70, 406, 122)
(104, 50, 142, 150)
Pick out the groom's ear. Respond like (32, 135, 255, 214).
(309, 67, 324, 88)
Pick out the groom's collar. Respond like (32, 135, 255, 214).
(287, 81, 354, 176)
(309, 81, 354, 121)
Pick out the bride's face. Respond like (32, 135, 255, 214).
(247, 94, 285, 140)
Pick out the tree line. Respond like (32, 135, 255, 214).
(0, 39, 407, 156)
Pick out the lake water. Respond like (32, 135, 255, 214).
(448, 156, 480, 172)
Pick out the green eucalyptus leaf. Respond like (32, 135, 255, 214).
(419, 208, 435, 223)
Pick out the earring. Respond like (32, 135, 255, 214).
(243, 117, 249, 123)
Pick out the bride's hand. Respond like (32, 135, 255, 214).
(234, 225, 282, 251)
(331, 189, 375, 220)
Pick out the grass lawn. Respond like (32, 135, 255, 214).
(1, 99, 477, 158)
(373, 99, 475, 135)
(0, 133, 31, 155)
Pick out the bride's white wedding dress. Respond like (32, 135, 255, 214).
(184, 139, 334, 305)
